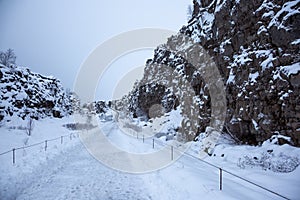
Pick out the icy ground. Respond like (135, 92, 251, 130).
(0, 114, 300, 200)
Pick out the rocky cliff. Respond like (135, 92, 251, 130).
(128, 0, 300, 146)
(0, 64, 77, 122)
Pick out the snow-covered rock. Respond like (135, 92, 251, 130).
(126, 0, 300, 146)
(0, 64, 77, 122)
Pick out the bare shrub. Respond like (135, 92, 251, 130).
(25, 117, 34, 136)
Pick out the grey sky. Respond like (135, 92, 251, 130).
(0, 0, 191, 100)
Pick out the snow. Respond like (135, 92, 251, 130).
(249, 71, 259, 83)
(273, 70, 282, 80)
(256, 0, 278, 20)
(252, 119, 259, 131)
(262, 11, 275, 18)
(232, 48, 253, 65)
(0, 65, 72, 121)
(189, 6, 215, 43)
(267, 0, 300, 30)
(291, 39, 300, 45)
(261, 52, 275, 70)
(1, 112, 300, 199)
(257, 25, 268, 35)
(15, 91, 28, 101)
(226, 68, 235, 84)
(190, 26, 202, 43)
(227, 74, 235, 84)
(12, 142, 149, 200)
(215, 0, 227, 13)
(280, 62, 300, 76)
(0, 116, 77, 153)
(256, 0, 278, 13)
(219, 39, 231, 53)
(280, 92, 289, 100)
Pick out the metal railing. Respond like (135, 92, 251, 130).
(143, 136, 290, 200)
(0, 132, 78, 164)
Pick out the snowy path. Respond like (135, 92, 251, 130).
(15, 143, 152, 200)
(9, 139, 205, 200)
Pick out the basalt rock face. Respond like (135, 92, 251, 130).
(0, 64, 76, 122)
(128, 0, 300, 146)
(184, 0, 300, 145)
(129, 83, 177, 119)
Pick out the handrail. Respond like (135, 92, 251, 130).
(150, 137, 290, 200)
(0, 132, 77, 155)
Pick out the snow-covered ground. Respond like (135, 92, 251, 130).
(0, 114, 299, 200)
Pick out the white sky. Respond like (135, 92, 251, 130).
(0, 0, 191, 100)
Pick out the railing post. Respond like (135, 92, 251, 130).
(12, 148, 15, 164)
(171, 146, 174, 160)
(70, 133, 72, 140)
(143, 135, 144, 143)
(45, 140, 48, 151)
(61, 136, 63, 144)
(219, 168, 223, 191)
(152, 138, 154, 149)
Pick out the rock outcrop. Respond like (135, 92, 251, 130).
(128, 0, 300, 146)
(0, 64, 77, 122)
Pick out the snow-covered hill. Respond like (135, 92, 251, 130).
(0, 64, 78, 122)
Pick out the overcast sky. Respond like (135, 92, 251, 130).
(0, 0, 191, 100)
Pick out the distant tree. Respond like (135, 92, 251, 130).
(0, 49, 16, 66)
